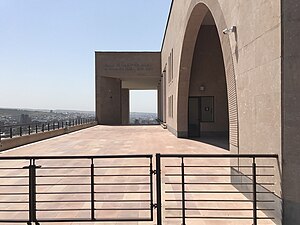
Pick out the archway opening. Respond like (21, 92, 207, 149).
(187, 11, 229, 149)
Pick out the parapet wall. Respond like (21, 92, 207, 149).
(0, 122, 97, 152)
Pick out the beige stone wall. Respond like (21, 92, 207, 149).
(162, 0, 282, 223)
(162, 0, 281, 154)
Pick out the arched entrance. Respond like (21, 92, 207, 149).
(177, 2, 239, 150)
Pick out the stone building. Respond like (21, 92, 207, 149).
(95, 1, 300, 224)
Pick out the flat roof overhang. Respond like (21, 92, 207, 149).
(95, 51, 161, 90)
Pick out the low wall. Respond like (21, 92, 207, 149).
(0, 122, 97, 152)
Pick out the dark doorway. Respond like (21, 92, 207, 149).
(188, 96, 214, 137)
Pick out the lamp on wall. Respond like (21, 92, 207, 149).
(222, 26, 236, 35)
(200, 85, 205, 91)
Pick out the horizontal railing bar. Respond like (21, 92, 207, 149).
(159, 154, 278, 158)
(36, 183, 90, 186)
(39, 167, 90, 169)
(165, 191, 274, 194)
(0, 184, 28, 187)
(38, 166, 149, 169)
(0, 176, 28, 178)
(0, 154, 152, 160)
(0, 201, 29, 203)
(165, 174, 274, 177)
(37, 208, 90, 211)
(96, 208, 150, 211)
(94, 174, 150, 177)
(165, 199, 275, 202)
(0, 209, 28, 212)
(165, 182, 274, 185)
(36, 218, 152, 222)
(37, 192, 90, 195)
(95, 199, 151, 202)
(95, 191, 151, 194)
(36, 175, 90, 178)
(95, 183, 150, 186)
(37, 200, 89, 203)
(0, 193, 28, 195)
(37, 191, 151, 195)
(95, 166, 149, 168)
(0, 168, 25, 170)
(165, 216, 274, 220)
(0, 220, 29, 223)
(165, 165, 274, 168)
(165, 208, 275, 211)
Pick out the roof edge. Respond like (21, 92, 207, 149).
(161, 0, 174, 52)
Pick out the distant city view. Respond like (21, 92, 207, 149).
(130, 112, 158, 125)
(0, 108, 95, 127)
(0, 108, 158, 127)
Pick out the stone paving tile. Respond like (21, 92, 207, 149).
(0, 125, 275, 225)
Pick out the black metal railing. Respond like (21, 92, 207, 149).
(0, 155, 154, 224)
(0, 153, 279, 224)
(0, 118, 95, 140)
(156, 153, 279, 225)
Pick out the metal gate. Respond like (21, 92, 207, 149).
(156, 154, 278, 225)
(0, 153, 278, 224)
(0, 155, 154, 224)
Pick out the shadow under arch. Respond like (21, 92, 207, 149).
(176, 1, 239, 151)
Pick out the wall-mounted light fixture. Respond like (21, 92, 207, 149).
(200, 85, 205, 91)
(222, 26, 236, 35)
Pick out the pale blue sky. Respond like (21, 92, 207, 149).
(0, 0, 171, 113)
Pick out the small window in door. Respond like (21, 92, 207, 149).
(200, 96, 214, 122)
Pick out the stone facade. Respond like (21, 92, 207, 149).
(95, 1, 299, 224)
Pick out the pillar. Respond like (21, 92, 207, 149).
(96, 76, 122, 125)
(121, 88, 130, 125)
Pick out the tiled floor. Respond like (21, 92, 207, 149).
(0, 125, 276, 225)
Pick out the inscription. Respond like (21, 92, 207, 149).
(103, 63, 153, 72)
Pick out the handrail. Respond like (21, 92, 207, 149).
(159, 153, 278, 158)
(0, 154, 153, 160)
(0, 118, 96, 140)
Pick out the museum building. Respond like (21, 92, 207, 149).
(95, 1, 300, 224)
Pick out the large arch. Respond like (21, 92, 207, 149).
(177, 1, 239, 150)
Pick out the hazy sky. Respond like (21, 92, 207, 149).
(0, 0, 171, 113)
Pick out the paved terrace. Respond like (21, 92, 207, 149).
(0, 125, 275, 225)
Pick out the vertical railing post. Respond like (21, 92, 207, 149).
(20, 126, 22, 136)
(252, 157, 257, 225)
(156, 153, 162, 225)
(47, 123, 50, 131)
(181, 157, 186, 225)
(10, 127, 13, 138)
(36, 124, 38, 134)
(91, 158, 95, 221)
(28, 126, 31, 135)
(149, 156, 154, 221)
(25, 159, 39, 224)
(42, 124, 44, 132)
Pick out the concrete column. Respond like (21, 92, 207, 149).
(121, 88, 130, 125)
(96, 77, 122, 125)
(158, 82, 163, 121)
(162, 72, 167, 123)
(282, 1, 300, 224)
